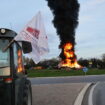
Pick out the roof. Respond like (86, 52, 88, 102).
(0, 28, 17, 38)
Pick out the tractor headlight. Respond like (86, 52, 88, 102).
(1, 29, 6, 34)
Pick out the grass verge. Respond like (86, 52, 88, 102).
(27, 68, 105, 77)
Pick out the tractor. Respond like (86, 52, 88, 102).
(0, 28, 32, 105)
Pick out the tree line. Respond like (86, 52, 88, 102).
(24, 54, 105, 69)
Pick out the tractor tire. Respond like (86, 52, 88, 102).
(0, 83, 12, 105)
(0, 85, 4, 105)
(17, 79, 32, 105)
(23, 80, 32, 105)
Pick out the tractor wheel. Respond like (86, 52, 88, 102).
(0, 86, 4, 105)
(23, 80, 32, 105)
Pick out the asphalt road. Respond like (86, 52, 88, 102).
(30, 75, 105, 85)
(92, 82, 105, 105)
(30, 76, 88, 105)
(82, 82, 105, 105)
(30, 76, 105, 105)
(31, 83, 86, 105)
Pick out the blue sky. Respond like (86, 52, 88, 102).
(0, 0, 105, 60)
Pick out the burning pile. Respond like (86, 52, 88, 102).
(60, 42, 81, 68)
(46, 0, 81, 69)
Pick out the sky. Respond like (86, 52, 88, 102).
(0, 0, 105, 60)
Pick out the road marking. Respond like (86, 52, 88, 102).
(74, 83, 92, 105)
(88, 82, 99, 105)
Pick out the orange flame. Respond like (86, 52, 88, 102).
(60, 43, 81, 69)
(17, 50, 23, 72)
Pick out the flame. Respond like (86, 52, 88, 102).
(60, 43, 81, 69)
(17, 50, 23, 72)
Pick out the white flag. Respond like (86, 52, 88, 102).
(14, 11, 49, 64)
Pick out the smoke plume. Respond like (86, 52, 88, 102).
(46, 0, 80, 60)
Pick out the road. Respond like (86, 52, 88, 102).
(93, 82, 105, 105)
(31, 83, 86, 105)
(30, 76, 105, 105)
(30, 75, 105, 85)
(30, 76, 88, 105)
(82, 82, 105, 105)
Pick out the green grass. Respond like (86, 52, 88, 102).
(27, 68, 105, 77)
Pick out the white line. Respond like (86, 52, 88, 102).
(74, 83, 92, 105)
(88, 82, 100, 105)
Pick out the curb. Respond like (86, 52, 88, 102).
(88, 82, 99, 105)
(74, 83, 92, 105)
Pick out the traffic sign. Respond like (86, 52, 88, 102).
(83, 67, 88, 73)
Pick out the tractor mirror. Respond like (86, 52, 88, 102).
(22, 41, 32, 54)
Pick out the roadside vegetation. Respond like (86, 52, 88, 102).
(24, 53, 105, 77)
(27, 68, 105, 77)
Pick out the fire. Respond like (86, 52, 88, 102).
(17, 50, 23, 72)
(60, 43, 81, 69)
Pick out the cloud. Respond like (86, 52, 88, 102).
(87, 0, 105, 6)
(81, 0, 105, 12)
(75, 0, 105, 59)
(0, 0, 105, 60)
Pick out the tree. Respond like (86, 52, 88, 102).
(24, 57, 35, 69)
(102, 54, 105, 62)
(78, 58, 89, 67)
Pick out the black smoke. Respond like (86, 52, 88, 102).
(46, 0, 80, 60)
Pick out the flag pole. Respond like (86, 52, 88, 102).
(3, 39, 15, 52)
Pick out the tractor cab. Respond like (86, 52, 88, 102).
(0, 28, 17, 78)
(0, 28, 32, 105)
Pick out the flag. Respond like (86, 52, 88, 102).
(14, 11, 49, 64)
